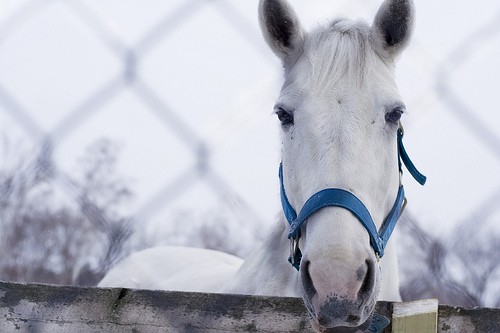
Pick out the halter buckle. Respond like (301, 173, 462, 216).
(400, 196, 408, 218)
(289, 238, 302, 270)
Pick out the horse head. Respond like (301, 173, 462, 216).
(259, 0, 415, 330)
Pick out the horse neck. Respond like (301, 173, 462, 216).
(378, 238, 401, 301)
(224, 217, 301, 297)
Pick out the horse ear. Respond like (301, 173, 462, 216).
(259, 0, 305, 62)
(372, 0, 414, 59)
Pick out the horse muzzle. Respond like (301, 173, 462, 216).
(300, 258, 377, 331)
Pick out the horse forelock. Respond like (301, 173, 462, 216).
(298, 19, 376, 91)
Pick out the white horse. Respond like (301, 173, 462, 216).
(99, 0, 423, 331)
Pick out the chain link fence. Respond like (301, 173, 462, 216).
(1, 0, 500, 302)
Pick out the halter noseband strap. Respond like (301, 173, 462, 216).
(280, 126, 426, 270)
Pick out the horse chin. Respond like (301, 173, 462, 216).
(310, 314, 373, 333)
(304, 295, 376, 333)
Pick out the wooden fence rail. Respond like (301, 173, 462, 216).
(1, 281, 499, 332)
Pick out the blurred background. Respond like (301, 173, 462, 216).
(1, 0, 499, 308)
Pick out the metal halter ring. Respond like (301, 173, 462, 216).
(289, 238, 301, 268)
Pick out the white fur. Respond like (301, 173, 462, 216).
(99, 246, 243, 293)
(99, 0, 414, 330)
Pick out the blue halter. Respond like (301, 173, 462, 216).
(280, 127, 426, 270)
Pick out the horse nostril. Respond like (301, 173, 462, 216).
(300, 260, 316, 302)
(358, 259, 375, 298)
(347, 314, 360, 323)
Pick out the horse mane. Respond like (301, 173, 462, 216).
(303, 19, 374, 90)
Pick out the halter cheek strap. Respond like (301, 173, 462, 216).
(398, 127, 426, 186)
(280, 126, 426, 270)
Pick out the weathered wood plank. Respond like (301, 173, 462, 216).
(1, 281, 500, 333)
(0, 281, 393, 333)
(2, 281, 305, 333)
(438, 305, 500, 333)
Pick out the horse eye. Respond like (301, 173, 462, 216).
(385, 107, 404, 124)
(275, 106, 294, 127)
